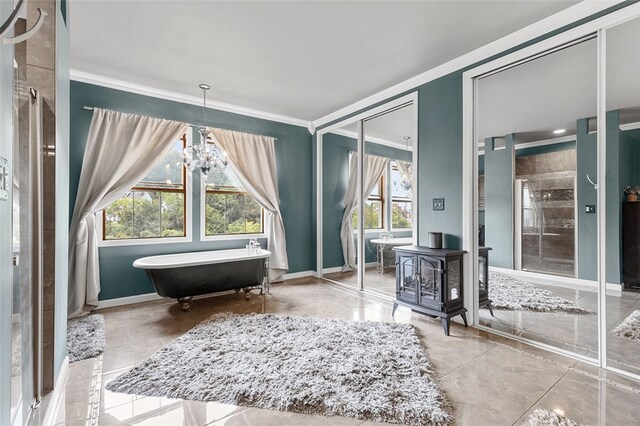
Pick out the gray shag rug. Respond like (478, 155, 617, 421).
(67, 314, 105, 363)
(523, 409, 582, 426)
(488, 272, 594, 314)
(612, 310, 640, 341)
(106, 313, 452, 425)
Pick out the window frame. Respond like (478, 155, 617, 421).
(98, 133, 193, 247)
(389, 161, 413, 231)
(200, 140, 266, 242)
(362, 175, 384, 230)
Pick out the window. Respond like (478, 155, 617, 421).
(352, 175, 384, 230)
(203, 153, 264, 236)
(390, 161, 412, 229)
(102, 136, 187, 241)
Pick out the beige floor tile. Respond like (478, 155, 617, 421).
(440, 345, 568, 425)
(57, 277, 640, 426)
(514, 370, 640, 425)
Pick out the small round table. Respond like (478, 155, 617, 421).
(370, 237, 414, 273)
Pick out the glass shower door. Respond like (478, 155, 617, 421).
(519, 175, 576, 277)
(11, 76, 43, 422)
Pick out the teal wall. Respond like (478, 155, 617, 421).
(322, 132, 412, 269)
(484, 135, 515, 268)
(576, 118, 598, 281)
(70, 82, 314, 300)
(0, 1, 14, 421)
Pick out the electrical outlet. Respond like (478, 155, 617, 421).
(433, 198, 445, 211)
(585, 205, 596, 214)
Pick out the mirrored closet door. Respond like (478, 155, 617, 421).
(319, 95, 417, 296)
(475, 36, 599, 359)
(605, 16, 640, 377)
(321, 123, 360, 288)
(362, 104, 416, 296)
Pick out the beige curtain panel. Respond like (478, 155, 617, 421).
(340, 153, 389, 271)
(211, 128, 289, 281)
(68, 108, 189, 317)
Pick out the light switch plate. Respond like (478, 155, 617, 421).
(433, 198, 445, 211)
(0, 157, 8, 201)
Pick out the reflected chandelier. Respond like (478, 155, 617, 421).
(398, 136, 412, 191)
(181, 84, 228, 178)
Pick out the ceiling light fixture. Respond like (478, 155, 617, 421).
(181, 84, 228, 178)
(553, 129, 566, 134)
(398, 136, 412, 192)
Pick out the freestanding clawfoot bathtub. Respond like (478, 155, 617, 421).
(133, 248, 271, 311)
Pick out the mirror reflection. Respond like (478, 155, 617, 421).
(321, 102, 416, 296)
(476, 37, 598, 358)
(606, 17, 640, 377)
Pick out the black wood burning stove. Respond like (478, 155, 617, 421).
(479, 247, 494, 316)
(392, 246, 468, 335)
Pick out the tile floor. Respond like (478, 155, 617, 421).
(53, 278, 640, 426)
(479, 275, 640, 377)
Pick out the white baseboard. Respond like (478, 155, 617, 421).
(96, 270, 319, 310)
(281, 270, 316, 280)
(42, 356, 69, 426)
(490, 267, 623, 296)
(96, 292, 165, 309)
(322, 263, 380, 274)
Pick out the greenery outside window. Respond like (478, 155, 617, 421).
(352, 176, 384, 230)
(103, 136, 188, 241)
(391, 161, 412, 229)
(204, 151, 264, 237)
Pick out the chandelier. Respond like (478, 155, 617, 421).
(181, 84, 228, 178)
(398, 136, 412, 192)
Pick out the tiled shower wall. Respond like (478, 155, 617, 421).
(26, 0, 58, 393)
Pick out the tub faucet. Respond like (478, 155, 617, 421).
(246, 238, 261, 255)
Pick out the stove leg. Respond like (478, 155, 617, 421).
(441, 317, 450, 336)
(488, 303, 495, 317)
(392, 302, 398, 316)
(461, 311, 468, 327)
(243, 288, 252, 301)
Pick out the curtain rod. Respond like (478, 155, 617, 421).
(82, 106, 278, 140)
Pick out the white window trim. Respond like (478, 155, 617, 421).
(98, 132, 193, 248)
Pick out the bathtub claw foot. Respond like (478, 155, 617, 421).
(177, 297, 193, 311)
(235, 289, 241, 293)
(243, 288, 252, 301)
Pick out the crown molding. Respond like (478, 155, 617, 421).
(620, 121, 640, 131)
(70, 69, 312, 129)
(312, 0, 625, 130)
(330, 128, 413, 152)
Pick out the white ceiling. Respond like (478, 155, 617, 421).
(70, 0, 580, 122)
(477, 16, 640, 143)
(341, 103, 416, 148)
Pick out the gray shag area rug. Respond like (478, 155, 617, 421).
(488, 272, 594, 314)
(612, 310, 640, 341)
(67, 314, 105, 363)
(106, 313, 452, 425)
(523, 409, 582, 426)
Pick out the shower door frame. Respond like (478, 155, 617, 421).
(462, 1, 640, 382)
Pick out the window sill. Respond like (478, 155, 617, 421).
(200, 233, 267, 242)
(99, 236, 192, 248)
